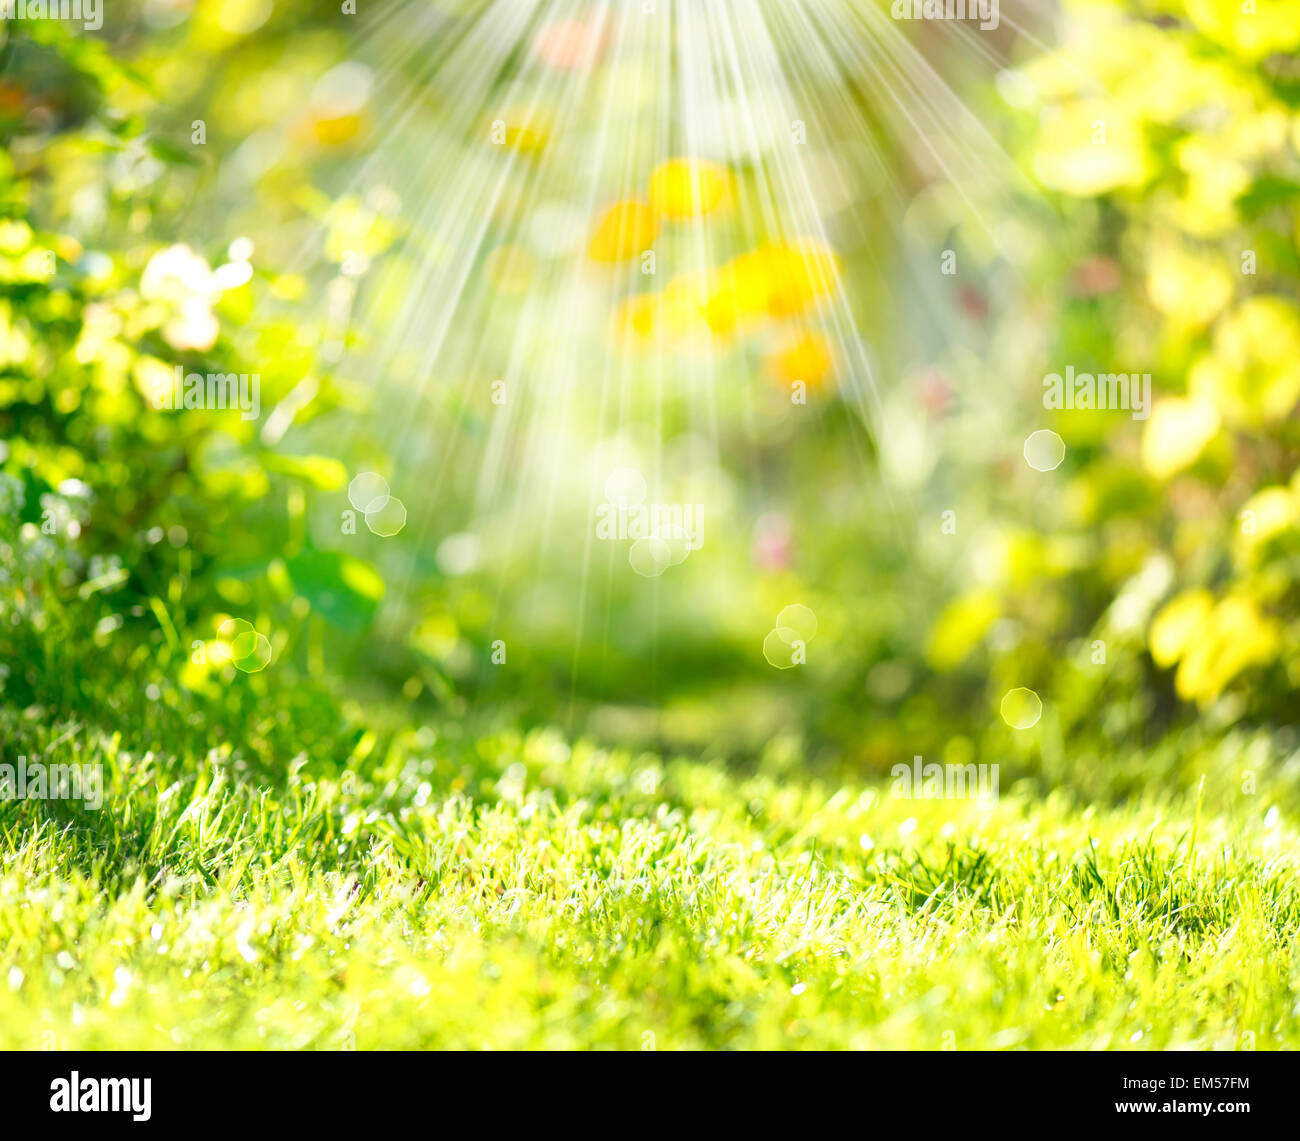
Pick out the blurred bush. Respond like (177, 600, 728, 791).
(1, 2, 1297, 793)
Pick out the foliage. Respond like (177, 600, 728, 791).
(898, 0, 1300, 763)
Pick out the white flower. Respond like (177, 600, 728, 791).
(163, 299, 220, 352)
(141, 244, 222, 351)
(141, 243, 218, 304)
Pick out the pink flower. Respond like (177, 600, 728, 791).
(753, 512, 793, 571)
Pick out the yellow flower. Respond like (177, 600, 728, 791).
(1167, 138, 1250, 236)
(1174, 595, 1278, 705)
(1141, 397, 1220, 479)
(588, 201, 657, 262)
(704, 241, 840, 331)
(1234, 487, 1298, 563)
(312, 113, 365, 147)
(701, 253, 769, 335)
(610, 294, 659, 347)
(767, 329, 833, 389)
(1189, 297, 1300, 425)
(761, 241, 841, 317)
(0, 219, 33, 253)
(1145, 241, 1232, 326)
(491, 109, 552, 154)
(1034, 103, 1150, 197)
(1185, 0, 1300, 61)
(649, 159, 731, 219)
(1149, 588, 1213, 669)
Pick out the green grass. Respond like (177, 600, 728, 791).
(2, 674, 1298, 1050)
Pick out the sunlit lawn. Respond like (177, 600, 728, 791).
(2, 676, 1296, 1050)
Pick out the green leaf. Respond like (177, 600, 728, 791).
(285, 549, 384, 632)
(262, 453, 348, 490)
(1235, 176, 1300, 220)
(146, 136, 203, 167)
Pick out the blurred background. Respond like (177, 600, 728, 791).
(2, 0, 1299, 803)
